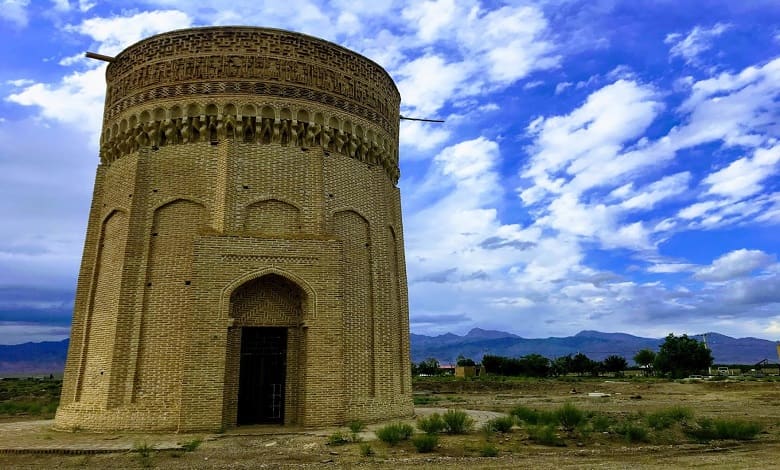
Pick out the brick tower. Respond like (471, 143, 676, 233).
(55, 27, 413, 431)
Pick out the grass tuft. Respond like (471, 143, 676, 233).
(510, 405, 557, 426)
(479, 442, 499, 457)
(417, 413, 446, 434)
(482, 415, 515, 433)
(616, 423, 649, 443)
(528, 425, 565, 446)
(556, 403, 585, 431)
(326, 431, 350, 446)
(686, 418, 762, 442)
(376, 422, 414, 445)
(359, 443, 375, 457)
(647, 406, 694, 430)
(442, 409, 474, 434)
(181, 438, 201, 452)
(411, 433, 438, 453)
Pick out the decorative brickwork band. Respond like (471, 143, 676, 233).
(100, 103, 400, 183)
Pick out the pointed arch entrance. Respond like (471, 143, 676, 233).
(223, 273, 307, 426)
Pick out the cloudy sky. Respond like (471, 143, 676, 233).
(0, 0, 778, 344)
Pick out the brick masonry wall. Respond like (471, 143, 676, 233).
(55, 27, 413, 432)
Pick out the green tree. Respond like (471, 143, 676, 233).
(519, 354, 551, 377)
(602, 355, 628, 376)
(633, 349, 656, 375)
(654, 334, 713, 378)
(416, 358, 441, 376)
(550, 354, 573, 376)
(456, 355, 476, 367)
(570, 353, 597, 376)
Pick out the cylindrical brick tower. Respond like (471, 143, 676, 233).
(55, 27, 413, 431)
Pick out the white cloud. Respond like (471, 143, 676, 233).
(396, 55, 473, 117)
(50, 0, 69, 11)
(394, 3, 558, 115)
(0, 0, 30, 27)
(6, 10, 194, 138)
(399, 120, 451, 154)
(6, 66, 107, 135)
(555, 82, 572, 94)
(619, 172, 691, 211)
(703, 144, 780, 199)
(64, 10, 193, 56)
(401, 0, 458, 44)
(695, 249, 775, 282)
(521, 80, 663, 197)
(665, 23, 730, 65)
(647, 263, 696, 274)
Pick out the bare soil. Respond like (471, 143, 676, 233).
(1, 378, 779, 469)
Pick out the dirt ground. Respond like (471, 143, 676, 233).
(1, 378, 779, 469)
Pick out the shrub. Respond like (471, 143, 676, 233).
(647, 406, 694, 430)
(479, 442, 499, 457)
(556, 403, 584, 431)
(590, 413, 614, 432)
(359, 443, 375, 457)
(616, 423, 649, 443)
(376, 422, 414, 445)
(412, 433, 438, 453)
(348, 420, 366, 434)
(327, 431, 350, 446)
(417, 413, 446, 434)
(686, 418, 762, 441)
(442, 409, 474, 434)
(528, 425, 565, 446)
(133, 441, 155, 469)
(181, 439, 201, 452)
(483, 415, 514, 433)
(510, 405, 556, 426)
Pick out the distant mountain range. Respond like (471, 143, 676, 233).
(0, 339, 69, 375)
(1, 330, 778, 375)
(411, 329, 780, 365)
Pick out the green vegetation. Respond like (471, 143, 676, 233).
(686, 418, 763, 441)
(528, 425, 565, 446)
(133, 441, 155, 468)
(654, 334, 713, 378)
(359, 442, 375, 457)
(412, 394, 441, 406)
(616, 422, 650, 443)
(646, 406, 693, 430)
(0, 378, 61, 417)
(348, 420, 365, 434)
(417, 413, 446, 434)
(556, 402, 585, 431)
(327, 431, 351, 446)
(510, 405, 556, 426)
(482, 415, 514, 433)
(441, 409, 474, 434)
(411, 433, 438, 452)
(180, 438, 201, 452)
(478, 442, 499, 457)
(633, 349, 656, 374)
(376, 422, 414, 445)
(602, 355, 628, 376)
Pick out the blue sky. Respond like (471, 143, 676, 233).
(0, 0, 778, 344)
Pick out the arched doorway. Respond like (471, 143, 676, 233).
(224, 274, 305, 426)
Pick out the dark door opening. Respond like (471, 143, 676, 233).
(237, 327, 287, 425)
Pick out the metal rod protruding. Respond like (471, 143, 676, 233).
(85, 52, 116, 62)
(400, 115, 445, 123)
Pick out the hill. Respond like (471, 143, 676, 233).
(411, 329, 778, 365)
(0, 339, 68, 375)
